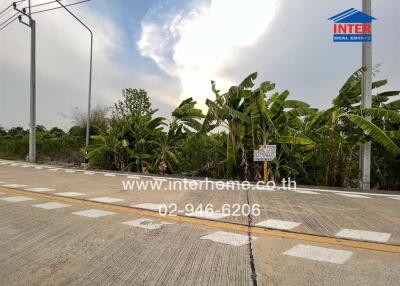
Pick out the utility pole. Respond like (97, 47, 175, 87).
(14, 1, 36, 163)
(29, 0, 36, 163)
(360, 0, 372, 190)
(5, 0, 91, 163)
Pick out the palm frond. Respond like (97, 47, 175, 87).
(341, 114, 400, 155)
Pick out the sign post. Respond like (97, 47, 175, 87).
(254, 145, 276, 183)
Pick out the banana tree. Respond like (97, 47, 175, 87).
(202, 72, 316, 180)
(305, 68, 400, 186)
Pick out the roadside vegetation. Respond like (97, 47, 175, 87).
(1, 69, 399, 189)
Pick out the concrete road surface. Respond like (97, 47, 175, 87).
(0, 160, 399, 286)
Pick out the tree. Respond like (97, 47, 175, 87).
(113, 88, 153, 119)
(36, 125, 46, 133)
(304, 68, 400, 186)
(201, 72, 315, 180)
(86, 88, 165, 172)
(0, 126, 7, 136)
(49, 127, 65, 137)
(71, 105, 109, 135)
(8, 127, 27, 137)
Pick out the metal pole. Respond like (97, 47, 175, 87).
(360, 0, 372, 190)
(54, 0, 93, 149)
(28, 0, 36, 163)
(86, 34, 93, 148)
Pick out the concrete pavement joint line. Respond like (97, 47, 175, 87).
(245, 188, 258, 286)
(1, 187, 400, 253)
(335, 229, 391, 243)
(283, 244, 353, 264)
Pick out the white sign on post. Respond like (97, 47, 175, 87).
(253, 145, 276, 162)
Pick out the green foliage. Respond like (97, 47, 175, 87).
(1, 71, 399, 190)
(0, 127, 83, 164)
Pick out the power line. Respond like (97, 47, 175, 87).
(0, 16, 18, 31)
(0, 0, 90, 32)
(22, 0, 64, 10)
(0, 0, 27, 16)
(0, 12, 18, 28)
(32, 0, 91, 15)
(0, 4, 13, 16)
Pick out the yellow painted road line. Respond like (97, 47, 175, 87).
(1, 187, 400, 254)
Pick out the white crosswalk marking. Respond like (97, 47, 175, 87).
(256, 219, 301, 230)
(90, 197, 124, 203)
(200, 231, 254, 246)
(72, 209, 116, 218)
(185, 211, 229, 220)
(283, 244, 353, 264)
(127, 176, 140, 179)
(55, 192, 86, 197)
(104, 173, 116, 177)
(0, 196, 34, 202)
(33, 202, 71, 209)
(336, 193, 370, 199)
(132, 203, 162, 211)
(122, 218, 172, 230)
(1, 184, 27, 188)
(293, 190, 320, 195)
(335, 229, 391, 243)
(24, 188, 55, 193)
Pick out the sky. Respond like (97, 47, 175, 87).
(0, 0, 399, 130)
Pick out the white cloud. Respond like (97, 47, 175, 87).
(138, 0, 280, 108)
